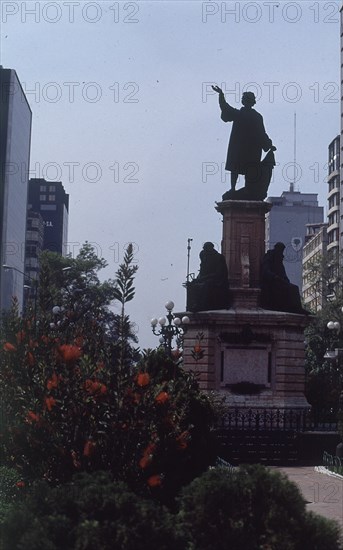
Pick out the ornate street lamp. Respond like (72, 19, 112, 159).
(324, 318, 343, 360)
(151, 300, 190, 357)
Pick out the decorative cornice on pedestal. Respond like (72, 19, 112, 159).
(215, 199, 272, 214)
(177, 308, 312, 329)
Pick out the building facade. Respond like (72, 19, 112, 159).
(28, 179, 69, 256)
(265, 190, 324, 290)
(302, 223, 328, 311)
(328, 136, 340, 263)
(0, 67, 32, 312)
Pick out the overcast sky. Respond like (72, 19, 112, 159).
(1, 0, 341, 347)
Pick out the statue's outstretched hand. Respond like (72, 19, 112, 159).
(212, 85, 223, 95)
(271, 145, 277, 151)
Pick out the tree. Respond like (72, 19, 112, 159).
(34, 242, 139, 367)
(304, 251, 343, 422)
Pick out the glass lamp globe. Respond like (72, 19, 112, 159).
(173, 317, 181, 326)
(327, 321, 335, 330)
(165, 300, 174, 311)
(159, 317, 167, 326)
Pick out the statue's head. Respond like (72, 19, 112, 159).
(274, 242, 285, 258)
(241, 92, 256, 107)
(203, 242, 215, 251)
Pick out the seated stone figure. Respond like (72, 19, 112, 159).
(260, 242, 308, 314)
(186, 242, 231, 312)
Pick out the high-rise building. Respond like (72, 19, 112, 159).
(28, 179, 69, 256)
(302, 223, 328, 311)
(328, 136, 340, 262)
(265, 190, 324, 290)
(0, 67, 32, 312)
(25, 210, 44, 303)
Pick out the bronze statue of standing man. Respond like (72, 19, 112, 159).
(212, 86, 276, 200)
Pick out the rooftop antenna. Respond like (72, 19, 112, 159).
(290, 112, 296, 193)
(186, 238, 193, 282)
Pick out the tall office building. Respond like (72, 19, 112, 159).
(28, 179, 69, 255)
(25, 210, 44, 302)
(328, 136, 340, 261)
(302, 223, 328, 311)
(265, 189, 324, 290)
(0, 67, 32, 311)
(340, 5, 343, 256)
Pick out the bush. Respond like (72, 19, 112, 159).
(176, 464, 342, 550)
(0, 471, 183, 550)
(0, 466, 27, 524)
(0, 330, 216, 502)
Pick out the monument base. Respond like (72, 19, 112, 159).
(181, 306, 310, 411)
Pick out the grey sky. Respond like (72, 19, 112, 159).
(1, 1, 340, 347)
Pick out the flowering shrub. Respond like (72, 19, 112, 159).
(0, 316, 216, 502)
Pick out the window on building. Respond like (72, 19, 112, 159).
(49, 185, 56, 192)
(40, 205, 57, 211)
(40, 185, 47, 192)
(48, 195, 55, 201)
(39, 195, 46, 201)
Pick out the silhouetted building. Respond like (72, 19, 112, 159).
(265, 190, 324, 290)
(0, 67, 32, 311)
(25, 210, 44, 303)
(28, 179, 69, 256)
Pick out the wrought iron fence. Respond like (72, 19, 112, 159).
(217, 408, 338, 433)
(217, 408, 308, 432)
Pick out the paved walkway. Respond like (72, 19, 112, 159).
(271, 466, 343, 528)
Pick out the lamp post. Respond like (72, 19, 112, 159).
(151, 300, 190, 357)
(324, 314, 343, 458)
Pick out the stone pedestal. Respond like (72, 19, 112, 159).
(182, 308, 309, 409)
(181, 199, 310, 412)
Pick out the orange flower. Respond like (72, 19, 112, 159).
(16, 331, 26, 344)
(26, 411, 40, 423)
(47, 372, 59, 390)
(136, 372, 150, 387)
(95, 361, 105, 373)
(29, 339, 38, 349)
(176, 431, 190, 450)
(84, 379, 107, 396)
(71, 450, 81, 469)
(139, 442, 156, 469)
(193, 345, 202, 354)
(74, 335, 84, 347)
(147, 474, 163, 487)
(3, 342, 16, 352)
(83, 440, 96, 457)
(26, 352, 35, 367)
(16, 481, 25, 488)
(139, 454, 152, 469)
(46, 372, 58, 390)
(58, 344, 82, 363)
(155, 391, 169, 405)
(45, 396, 56, 411)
